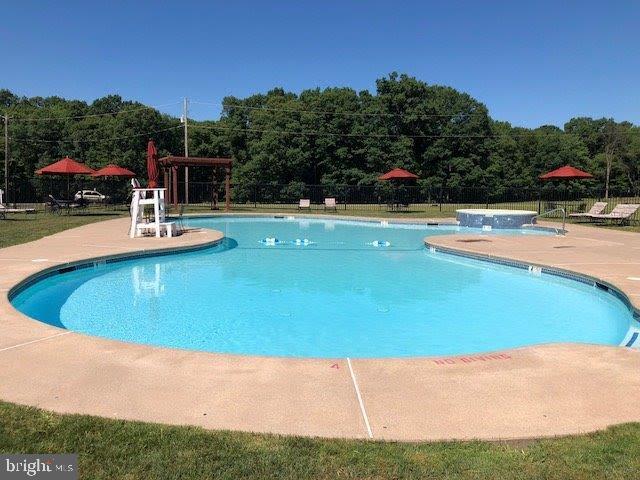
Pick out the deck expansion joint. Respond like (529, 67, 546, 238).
(0, 331, 71, 354)
(346, 357, 373, 439)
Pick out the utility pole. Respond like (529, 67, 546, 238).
(183, 97, 189, 204)
(3, 113, 8, 205)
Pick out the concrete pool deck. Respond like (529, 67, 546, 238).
(1, 216, 640, 441)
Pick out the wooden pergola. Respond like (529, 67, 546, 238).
(158, 156, 233, 210)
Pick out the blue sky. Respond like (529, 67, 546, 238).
(2, 1, 638, 127)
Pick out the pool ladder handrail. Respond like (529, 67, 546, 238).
(531, 208, 566, 235)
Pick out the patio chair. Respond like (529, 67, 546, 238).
(47, 195, 82, 214)
(298, 199, 311, 210)
(175, 204, 186, 235)
(568, 201, 608, 220)
(324, 197, 337, 211)
(588, 204, 640, 225)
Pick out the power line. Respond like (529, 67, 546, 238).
(190, 100, 488, 119)
(9, 125, 182, 144)
(191, 123, 640, 140)
(6, 111, 638, 144)
(8, 101, 182, 122)
(7, 120, 639, 144)
(191, 123, 485, 139)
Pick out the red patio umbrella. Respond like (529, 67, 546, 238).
(539, 165, 593, 181)
(36, 156, 95, 176)
(91, 164, 136, 206)
(91, 164, 136, 178)
(539, 165, 593, 213)
(378, 168, 419, 211)
(378, 168, 419, 181)
(36, 156, 95, 199)
(147, 140, 159, 188)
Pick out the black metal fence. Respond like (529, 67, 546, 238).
(179, 182, 640, 222)
(5, 179, 640, 223)
(7, 177, 131, 206)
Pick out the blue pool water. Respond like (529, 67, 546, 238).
(11, 216, 633, 358)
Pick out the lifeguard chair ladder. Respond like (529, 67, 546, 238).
(129, 188, 167, 238)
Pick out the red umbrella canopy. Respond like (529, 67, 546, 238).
(91, 164, 136, 178)
(35, 156, 95, 175)
(378, 168, 419, 181)
(539, 165, 593, 181)
(147, 140, 159, 188)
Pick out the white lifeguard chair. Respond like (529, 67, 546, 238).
(129, 187, 175, 238)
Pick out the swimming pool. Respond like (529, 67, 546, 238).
(11, 216, 634, 358)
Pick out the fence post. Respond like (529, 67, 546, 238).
(537, 187, 542, 214)
(253, 184, 257, 209)
(485, 188, 489, 209)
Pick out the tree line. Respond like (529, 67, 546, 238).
(1, 73, 638, 202)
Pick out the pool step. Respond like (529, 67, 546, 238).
(621, 326, 640, 348)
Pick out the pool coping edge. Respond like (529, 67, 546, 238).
(424, 239, 640, 335)
(6, 235, 225, 303)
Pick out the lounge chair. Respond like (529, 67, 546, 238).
(324, 197, 337, 211)
(175, 204, 186, 235)
(0, 203, 36, 219)
(298, 199, 311, 210)
(46, 195, 83, 214)
(569, 201, 608, 220)
(588, 204, 640, 225)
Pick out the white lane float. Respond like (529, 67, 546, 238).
(260, 238, 315, 246)
(260, 237, 283, 246)
(369, 240, 391, 247)
(293, 238, 314, 246)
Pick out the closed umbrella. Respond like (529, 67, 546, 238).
(147, 140, 159, 188)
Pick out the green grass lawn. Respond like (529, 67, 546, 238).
(0, 211, 127, 249)
(2, 207, 640, 479)
(2, 401, 640, 480)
